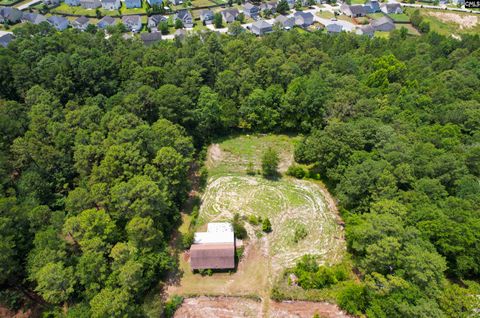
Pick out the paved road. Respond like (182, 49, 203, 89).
(15, 0, 41, 10)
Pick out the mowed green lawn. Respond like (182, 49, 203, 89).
(388, 13, 410, 22)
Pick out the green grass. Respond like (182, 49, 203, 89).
(367, 12, 385, 19)
(375, 30, 390, 38)
(395, 23, 420, 35)
(51, 2, 120, 16)
(349, 0, 364, 4)
(0, 0, 19, 4)
(316, 10, 335, 19)
(388, 13, 410, 22)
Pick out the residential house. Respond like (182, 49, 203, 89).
(97, 16, 116, 28)
(140, 31, 162, 45)
(326, 23, 343, 33)
(47, 16, 69, 30)
(147, 0, 162, 5)
(370, 16, 394, 31)
(147, 14, 167, 29)
(125, 0, 142, 8)
(294, 11, 313, 27)
(170, 0, 182, 5)
(122, 15, 142, 32)
(190, 223, 235, 271)
(274, 15, 295, 29)
(250, 19, 272, 35)
(22, 13, 47, 25)
(102, 0, 121, 10)
(356, 24, 374, 37)
(71, 16, 90, 30)
(175, 10, 193, 28)
(452, 0, 465, 5)
(340, 4, 366, 17)
(221, 8, 239, 23)
(80, 0, 102, 9)
(381, 3, 402, 14)
(287, 0, 295, 8)
(364, 0, 380, 13)
(243, 2, 260, 19)
(0, 8, 23, 24)
(43, 0, 60, 6)
(200, 9, 214, 25)
(65, 0, 81, 6)
(0, 33, 14, 47)
(260, 1, 277, 14)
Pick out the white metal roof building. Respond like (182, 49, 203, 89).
(193, 222, 234, 244)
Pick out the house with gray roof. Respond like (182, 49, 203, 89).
(0, 8, 23, 24)
(175, 10, 193, 28)
(340, 4, 366, 17)
(80, 0, 101, 8)
(43, 0, 60, 6)
(148, 14, 167, 29)
(72, 16, 90, 30)
(200, 9, 214, 25)
(250, 19, 272, 35)
(22, 13, 47, 25)
(140, 31, 162, 45)
(294, 11, 314, 27)
(364, 0, 381, 13)
(356, 24, 374, 37)
(97, 16, 116, 28)
(66, 0, 80, 6)
(170, 0, 182, 5)
(370, 16, 394, 31)
(102, 0, 120, 10)
(147, 0, 162, 5)
(260, 1, 277, 14)
(47, 16, 69, 30)
(122, 15, 142, 32)
(0, 33, 14, 47)
(274, 15, 294, 29)
(326, 23, 343, 33)
(243, 2, 260, 19)
(381, 3, 403, 14)
(221, 8, 239, 23)
(125, 0, 142, 8)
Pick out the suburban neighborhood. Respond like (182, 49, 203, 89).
(1, 0, 479, 46)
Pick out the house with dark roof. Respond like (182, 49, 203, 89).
(326, 23, 343, 33)
(243, 2, 260, 19)
(147, 14, 167, 29)
(364, 0, 381, 13)
(22, 13, 47, 25)
(221, 8, 239, 23)
(274, 15, 295, 29)
(125, 0, 142, 8)
(381, 3, 403, 14)
(43, 0, 60, 6)
(47, 16, 69, 30)
(72, 16, 90, 30)
(370, 16, 394, 31)
(356, 24, 374, 37)
(340, 4, 366, 17)
(200, 9, 214, 25)
(170, 0, 182, 5)
(80, 0, 101, 8)
(0, 33, 14, 47)
(190, 223, 235, 271)
(147, 0, 162, 5)
(175, 10, 193, 28)
(0, 8, 23, 24)
(140, 31, 162, 45)
(294, 11, 314, 27)
(122, 15, 142, 32)
(66, 0, 81, 6)
(250, 19, 272, 35)
(102, 0, 120, 10)
(97, 16, 116, 28)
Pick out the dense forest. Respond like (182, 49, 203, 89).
(0, 22, 479, 317)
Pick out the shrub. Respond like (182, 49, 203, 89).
(0, 289, 23, 311)
(246, 161, 256, 175)
(262, 217, 272, 233)
(199, 166, 208, 190)
(293, 224, 308, 243)
(182, 231, 194, 249)
(164, 295, 184, 318)
(287, 164, 307, 179)
(233, 213, 248, 239)
(261, 147, 280, 178)
(247, 214, 259, 225)
(337, 282, 367, 315)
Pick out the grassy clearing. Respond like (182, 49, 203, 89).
(395, 23, 420, 35)
(388, 13, 410, 22)
(349, 0, 364, 4)
(52, 3, 120, 16)
(316, 10, 335, 19)
(405, 7, 480, 35)
(367, 12, 384, 19)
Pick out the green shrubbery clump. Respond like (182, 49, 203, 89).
(293, 255, 349, 290)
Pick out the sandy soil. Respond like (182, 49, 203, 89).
(174, 297, 352, 318)
(426, 11, 478, 29)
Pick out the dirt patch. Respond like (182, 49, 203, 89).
(206, 144, 224, 169)
(0, 306, 32, 318)
(270, 301, 352, 318)
(174, 297, 352, 318)
(426, 11, 478, 29)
